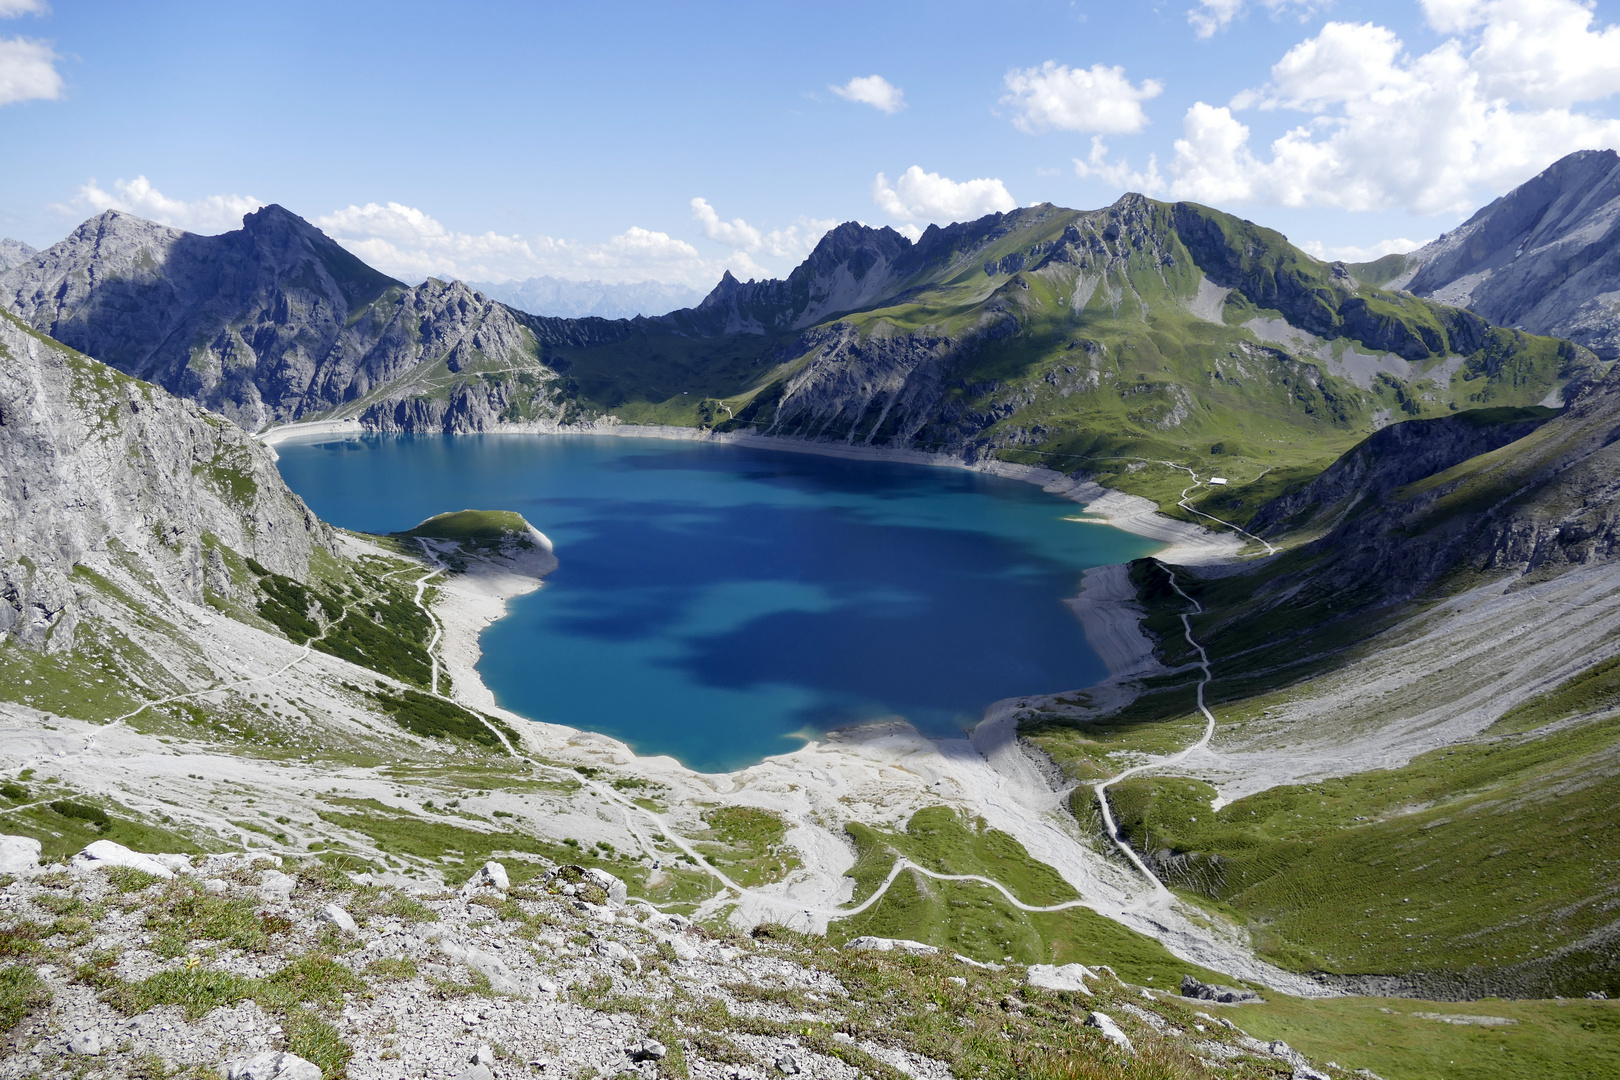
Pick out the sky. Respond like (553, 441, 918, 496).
(2, 0, 1619, 290)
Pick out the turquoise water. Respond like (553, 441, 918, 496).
(272, 435, 1159, 771)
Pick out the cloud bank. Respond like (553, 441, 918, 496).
(872, 167, 1016, 225)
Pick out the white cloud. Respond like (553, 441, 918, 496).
(1301, 236, 1426, 262)
(1073, 135, 1166, 194)
(1001, 62, 1162, 135)
(65, 176, 265, 234)
(0, 35, 60, 105)
(872, 166, 1017, 224)
(1422, 0, 1620, 108)
(0, 1, 49, 16)
(1188, 0, 1332, 39)
(831, 74, 905, 114)
(315, 200, 758, 288)
(690, 197, 836, 260)
(690, 197, 762, 250)
(1167, 6, 1620, 215)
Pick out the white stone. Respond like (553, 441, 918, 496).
(149, 853, 194, 873)
(1085, 1011, 1134, 1054)
(1027, 963, 1096, 993)
(471, 1045, 494, 1066)
(68, 1030, 103, 1055)
(0, 834, 41, 874)
(69, 840, 174, 879)
(258, 871, 295, 903)
(219, 1051, 322, 1080)
(845, 936, 938, 955)
(581, 867, 627, 907)
(628, 1039, 666, 1062)
(449, 1067, 492, 1080)
(460, 860, 509, 895)
(317, 903, 358, 935)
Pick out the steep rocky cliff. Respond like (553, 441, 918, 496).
(0, 209, 567, 431)
(0, 312, 332, 652)
(1384, 149, 1620, 360)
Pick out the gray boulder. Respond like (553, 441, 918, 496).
(0, 834, 41, 874)
(219, 1052, 321, 1080)
(1181, 974, 1261, 1004)
(1084, 1011, 1133, 1054)
(317, 903, 358, 935)
(460, 860, 509, 895)
(69, 841, 174, 879)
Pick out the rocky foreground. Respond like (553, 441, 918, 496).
(0, 839, 1352, 1080)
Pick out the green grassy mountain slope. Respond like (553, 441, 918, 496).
(6, 197, 1595, 521)
(1023, 368, 1620, 998)
(561, 195, 1595, 514)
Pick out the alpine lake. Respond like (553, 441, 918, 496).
(272, 434, 1160, 772)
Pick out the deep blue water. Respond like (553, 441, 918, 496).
(272, 435, 1159, 771)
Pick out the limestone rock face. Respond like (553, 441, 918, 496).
(1398, 149, 1620, 359)
(0, 208, 566, 432)
(0, 238, 35, 272)
(0, 313, 333, 650)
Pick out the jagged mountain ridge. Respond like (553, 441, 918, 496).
(0, 196, 1593, 516)
(1370, 149, 1620, 360)
(0, 208, 572, 432)
(0, 310, 332, 653)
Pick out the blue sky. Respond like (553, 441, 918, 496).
(2, 0, 1619, 288)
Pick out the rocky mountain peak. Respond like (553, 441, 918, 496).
(1397, 148, 1620, 358)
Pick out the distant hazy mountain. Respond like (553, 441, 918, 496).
(466, 276, 704, 319)
(1360, 149, 1620, 360)
(0, 238, 36, 272)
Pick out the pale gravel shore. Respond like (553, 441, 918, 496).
(1068, 564, 1164, 682)
(413, 513, 1329, 995)
(247, 419, 1335, 989)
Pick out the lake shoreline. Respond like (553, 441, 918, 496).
(259, 418, 1241, 565)
(271, 423, 1316, 991)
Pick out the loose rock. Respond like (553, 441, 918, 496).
(845, 936, 939, 955)
(1085, 1011, 1134, 1054)
(1027, 963, 1096, 993)
(317, 902, 358, 935)
(69, 840, 174, 879)
(0, 834, 41, 874)
(219, 1051, 322, 1080)
(1181, 973, 1261, 1004)
(68, 1030, 103, 1055)
(628, 1038, 667, 1061)
(460, 860, 510, 895)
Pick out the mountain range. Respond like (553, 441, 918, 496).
(465, 274, 704, 319)
(1, 172, 1602, 520)
(3, 151, 1620, 1073)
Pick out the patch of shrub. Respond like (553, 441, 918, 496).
(49, 799, 110, 829)
(370, 688, 515, 752)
